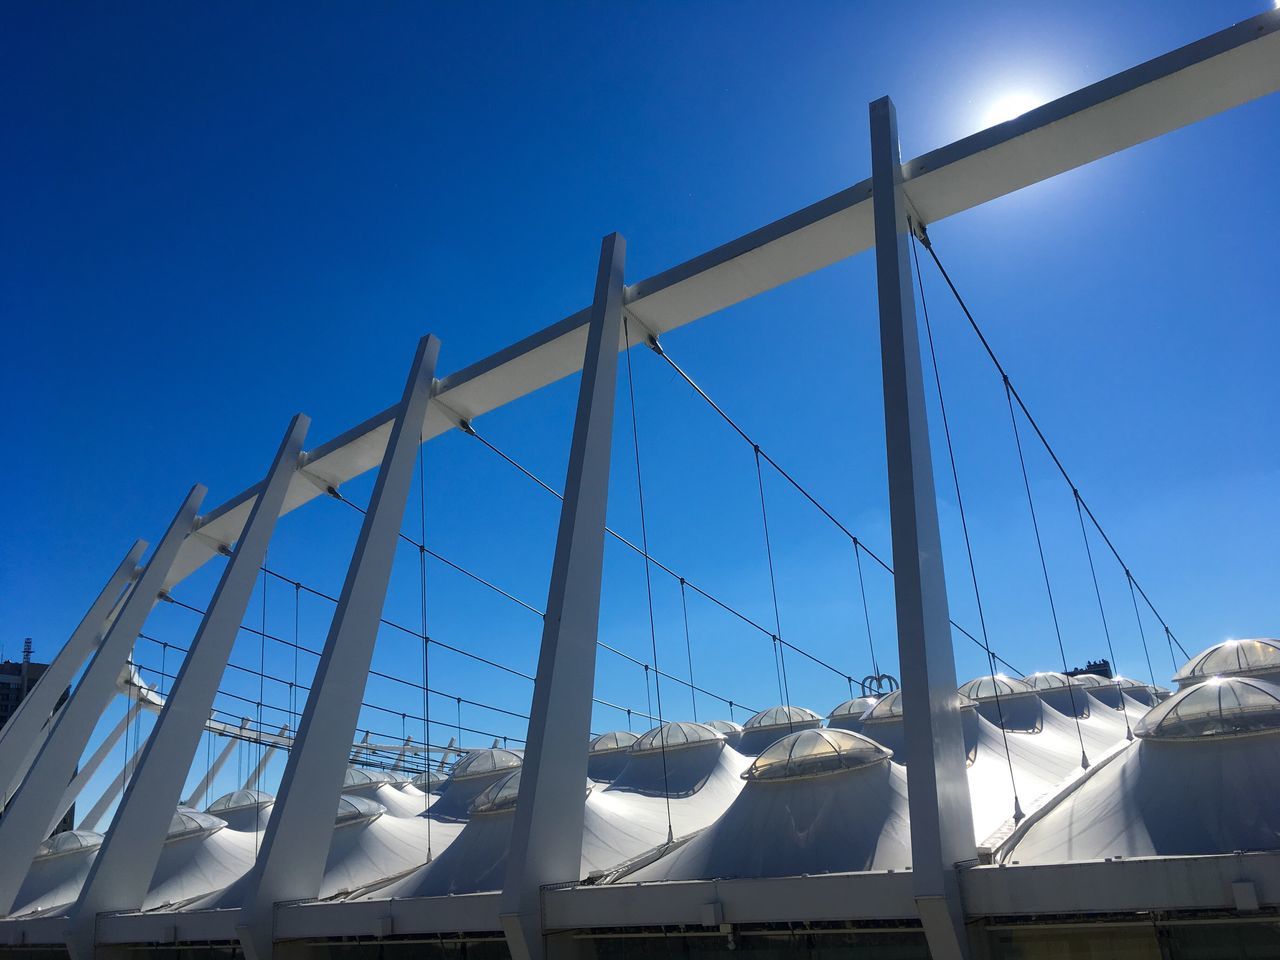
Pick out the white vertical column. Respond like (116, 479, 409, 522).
(243, 724, 291, 792)
(75, 731, 147, 839)
(185, 718, 251, 808)
(236, 335, 440, 960)
(500, 233, 626, 960)
(66, 416, 309, 956)
(0, 540, 147, 804)
(869, 95, 976, 960)
(0, 485, 204, 917)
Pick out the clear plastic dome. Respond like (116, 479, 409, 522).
(1068, 673, 1106, 687)
(469, 770, 522, 815)
(335, 794, 386, 825)
(1024, 671, 1086, 691)
(958, 675, 1034, 702)
(861, 689, 976, 722)
(631, 721, 725, 755)
(744, 728, 891, 781)
(450, 748, 523, 781)
(206, 789, 274, 814)
(1111, 675, 1151, 691)
(1135, 677, 1280, 741)
(167, 807, 226, 840)
(35, 830, 104, 860)
(343, 766, 396, 790)
(1173, 639, 1280, 685)
(411, 770, 445, 791)
(705, 719, 744, 736)
(590, 731, 639, 755)
(828, 696, 878, 719)
(743, 705, 822, 731)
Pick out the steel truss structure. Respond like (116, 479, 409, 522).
(2, 10, 1278, 959)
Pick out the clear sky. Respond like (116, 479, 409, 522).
(3, 1, 1277, 817)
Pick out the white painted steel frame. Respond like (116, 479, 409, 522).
(0, 8, 1277, 956)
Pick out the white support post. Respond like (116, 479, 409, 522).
(66, 417, 309, 955)
(500, 233, 626, 960)
(185, 718, 251, 808)
(243, 724, 290, 792)
(0, 485, 204, 918)
(0, 540, 147, 805)
(50, 699, 144, 835)
(869, 96, 976, 960)
(236, 335, 440, 960)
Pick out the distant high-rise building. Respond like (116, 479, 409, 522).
(1, 639, 74, 833)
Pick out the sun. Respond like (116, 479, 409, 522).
(981, 91, 1045, 129)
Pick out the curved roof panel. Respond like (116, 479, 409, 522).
(590, 731, 639, 754)
(828, 696, 878, 719)
(958, 675, 1035, 702)
(35, 830, 104, 860)
(207, 789, 274, 814)
(167, 807, 226, 840)
(450, 748, 524, 781)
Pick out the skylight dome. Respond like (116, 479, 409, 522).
(828, 696, 878, 719)
(958, 674, 1034, 701)
(335, 794, 385, 825)
(705, 719, 743, 736)
(1173, 639, 1280, 688)
(1111, 675, 1150, 690)
(861, 689, 976, 723)
(411, 770, 445, 791)
(1069, 673, 1106, 687)
(343, 766, 396, 790)
(450, 748, 523, 781)
(1025, 671, 1086, 690)
(469, 769, 523, 815)
(1135, 676, 1280, 741)
(167, 807, 226, 840)
(35, 830, 104, 860)
(590, 731, 639, 754)
(632, 721, 725, 755)
(207, 789, 274, 814)
(744, 728, 891, 782)
(743, 705, 822, 732)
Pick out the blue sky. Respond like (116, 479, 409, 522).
(3, 1, 1278, 816)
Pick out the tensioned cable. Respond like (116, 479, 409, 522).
(256, 559, 268, 853)
(1006, 382, 1131, 741)
(463, 424, 858, 690)
(418, 433, 433, 856)
(754, 446, 794, 724)
(911, 227, 1038, 804)
(853, 542, 880, 680)
(624, 314, 675, 843)
(679, 579, 698, 722)
(324, 489, 750, 716)
(1125, 570, 1158, 688)
(648, 337, 1026, 678)
(915, 228, 1188, 662)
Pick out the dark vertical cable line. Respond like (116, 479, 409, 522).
(679, 580, 698, 722)
(1126, 571, 1158, 688)
(853, 541, 880, 680)
(258, 561, 268, 803)
(754, 447, 793, 726)
(291, 581, 301, 728)
(623, 315, 675, 843)
(418, 434, 433, 856)
(1163, 626, 1179, 674)
(910, 230, 1033, 804)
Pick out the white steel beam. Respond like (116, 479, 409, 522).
(67, 416, 310, 957)
(154, 10, 1280, 601)
(243, 723, 290, 791)
(74, 731, 146, 839)
(236, 335, 440, 960)
(500, 234, 627, 960)
(0, 540, 146, 804)
(0, 485, 204, 917)
(870, 96, 975, 960)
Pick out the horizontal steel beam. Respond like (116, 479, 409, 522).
(161, 10, 1280, 598)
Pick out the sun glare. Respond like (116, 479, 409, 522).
(981, 91, 1045, 129)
